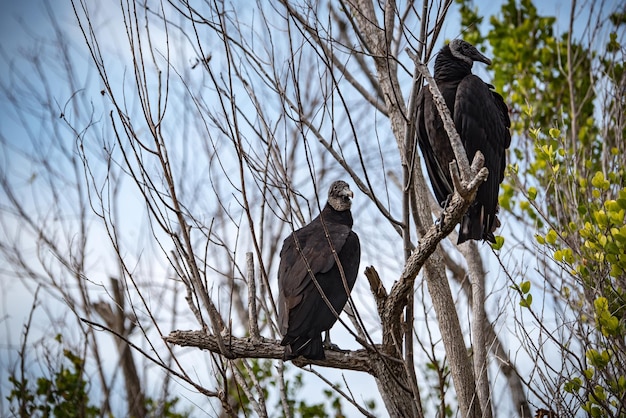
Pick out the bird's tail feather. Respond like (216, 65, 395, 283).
(282, 335, 325, 360)
(458, 204, 496, 244)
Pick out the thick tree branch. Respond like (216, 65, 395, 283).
(377, 52, 489, 418)
(93, 278, 146, 418)
(349, 0, 407, 155)
(388, 170, 487, 305)
(460, 241, 492, 418)
(381, 181, 486, 417)
(164, 331, 377, 375)
(364, 266, 388, 317)
(444, 250, 532, 417)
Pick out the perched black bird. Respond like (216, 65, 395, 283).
(416, 39, 511, 243)
(278, 181, 360, 360)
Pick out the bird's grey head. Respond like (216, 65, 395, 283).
(327, 180, 353, 212)
(449, 39, 492, 66)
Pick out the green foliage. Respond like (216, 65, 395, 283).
(7, 340, 100, 418)
(285, 370, 354, 417)
(225, 359, 372, 417)
(511, 280, 533, 308)
(490, 235, 505, 250)
(423, 358, 453, 417)
(225, 359, 272, 415)
(7, 336, 189, 418)
(563, 376, 582, 394)
(144, 397, 191, 418)
(458, 0, 626, 414)
(532, 179, 626, 413)
(455, 0, 486, 47)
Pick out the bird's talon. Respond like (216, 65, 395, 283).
(441, 194, 452, 209)
(436, 210, 446, 227)
(324, 342, 341, 351)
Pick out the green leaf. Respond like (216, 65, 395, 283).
(564, 377, 582, 393)
(591, 171, 609, 190)
(491, 235, 505, 250)
(549, 127, 561, 138)
(520, 294, 533, 308)
(554, 249, 563, 262)
(593, 385, 606, 401)
(586, 348, 610, 369)
(520, 280, 531, 294)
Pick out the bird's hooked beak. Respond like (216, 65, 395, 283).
(340, 188, 354, 200)
(449, 39, 493, 66)
(471, 49, 492, 66)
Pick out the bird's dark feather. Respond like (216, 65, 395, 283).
(278, 193, 360, 360)
(417, 41, 510, 244)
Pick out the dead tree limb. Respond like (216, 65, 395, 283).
(164, 331, 377, 375)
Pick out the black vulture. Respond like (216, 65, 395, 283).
(278, 181, 360, 360)
(416, 39, 511, 244)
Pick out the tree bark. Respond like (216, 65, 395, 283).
(94, 278, 147, 418)
(423, 255, 481, 417)
(164, 331, 376, 374)
(461, 242, 492, 418)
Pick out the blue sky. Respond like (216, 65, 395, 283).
(0, 0, 618, 416)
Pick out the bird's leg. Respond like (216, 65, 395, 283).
(323, 331, 340, 351)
